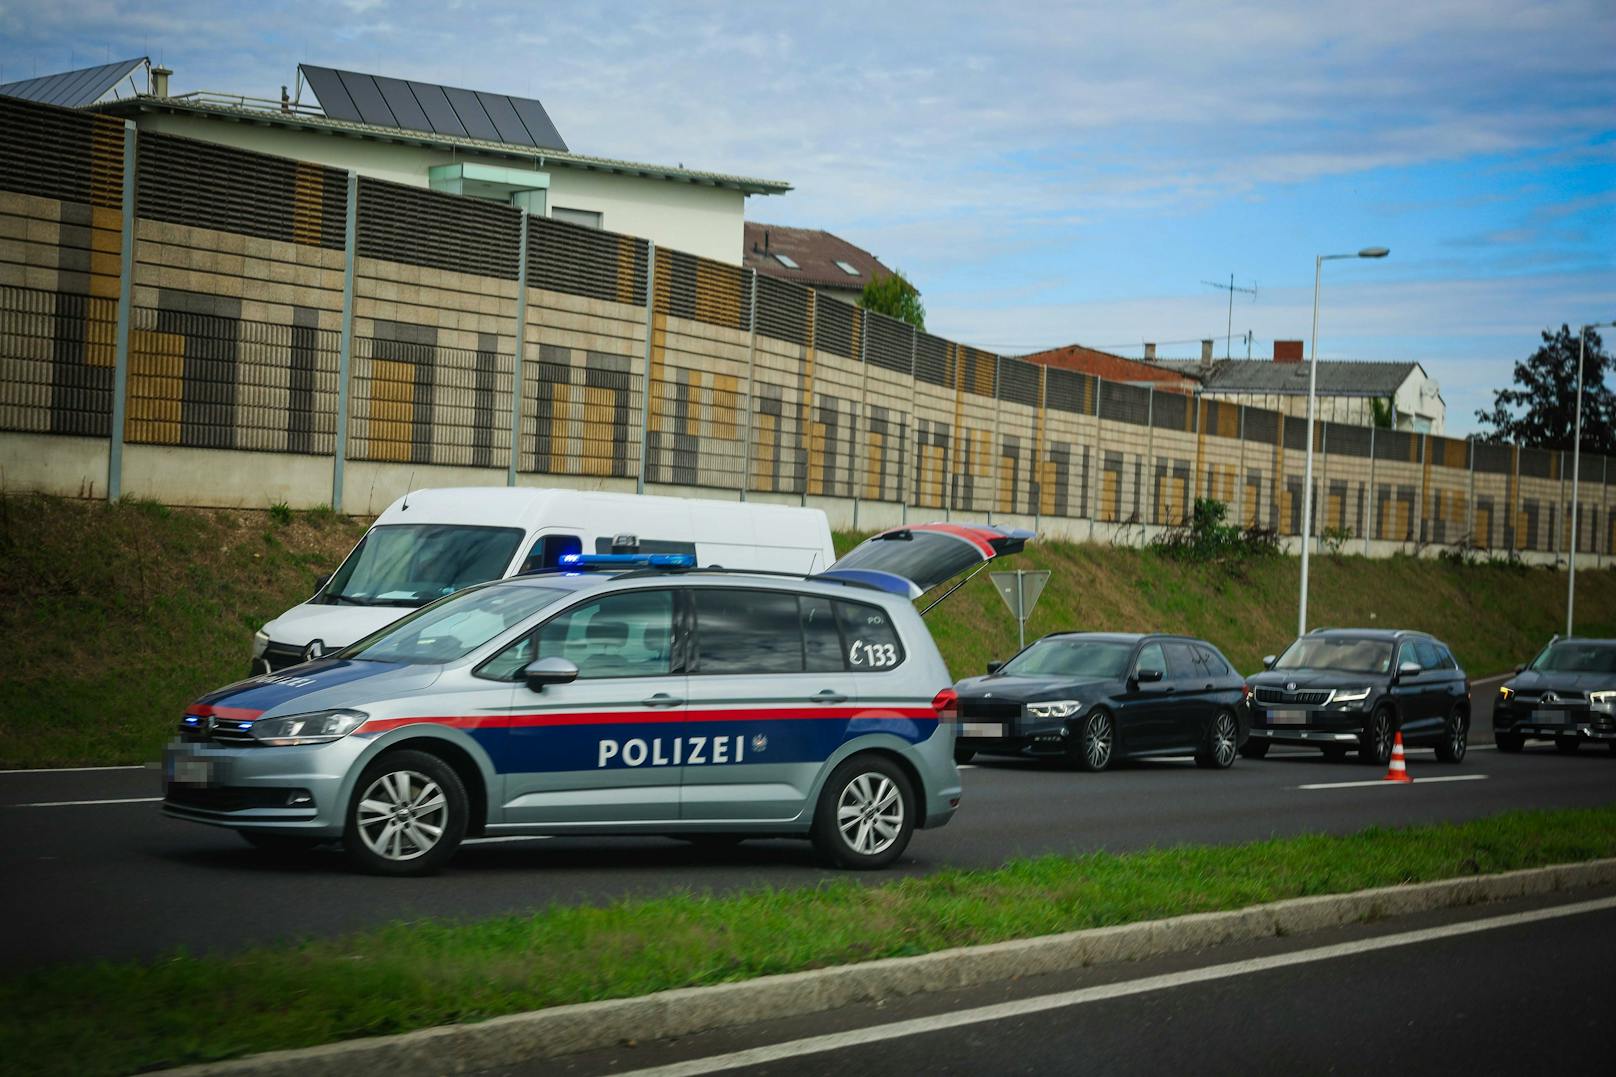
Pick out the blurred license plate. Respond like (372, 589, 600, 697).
(1532, 709, 1567, 724)
(171, 758, 213, 785)
(961, 723, 1004, 739)
(1267, 709, 1308, 723)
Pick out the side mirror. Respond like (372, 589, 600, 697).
(986, 660, 1003, 675)
(315, 572, 332, 592)
(1135, 668, 1164, 684)
(1262, 655, 1277, 670)
(522, 656, 579, 692)
(1397, 660, 1422, 679)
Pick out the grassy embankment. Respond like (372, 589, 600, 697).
(2, 493, 1614, 768)
(2, 804, 1614, 1076)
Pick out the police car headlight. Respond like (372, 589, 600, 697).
(1026, 700, 1083, 720)
(249, 710, 367, 746)
(252, 630, 270, 659)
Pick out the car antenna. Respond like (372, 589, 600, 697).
(402, 471, 416, 511)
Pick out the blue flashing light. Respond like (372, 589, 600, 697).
(558, 553, 697, 569)
(238, 722, 252, 730)
(183, 716, 199, 725)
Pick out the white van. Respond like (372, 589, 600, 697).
(251, 488, 835, 675)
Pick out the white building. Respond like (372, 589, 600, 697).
(80, 61, 789, 265)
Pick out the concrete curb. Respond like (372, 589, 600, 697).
(164, 857, 1616, 1076)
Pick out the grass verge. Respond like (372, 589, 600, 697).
(4, 804, 1615, 1076)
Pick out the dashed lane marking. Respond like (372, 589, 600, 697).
(1297, 774, 1489, 790)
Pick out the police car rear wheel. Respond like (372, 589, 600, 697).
(344, 750, 467, 877)
(813, 756, 914, 870)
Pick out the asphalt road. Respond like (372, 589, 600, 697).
(523, 886, 1616, 1076)
(2, 680, 1612, 968)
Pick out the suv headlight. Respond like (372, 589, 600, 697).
(1498, 685, 1515, 701)
(1026, 700, 1083, 720)
(252, 629, 270, 659)
(1591, 690, 1615, 705)
(248, 709, 367, 746)
(1333, 687, 1372, 703)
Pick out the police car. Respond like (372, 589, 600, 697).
(163, 523, 1031, 874)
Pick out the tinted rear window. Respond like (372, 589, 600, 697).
(693, 589, 803, 674)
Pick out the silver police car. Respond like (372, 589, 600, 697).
(163, 523, 1030, 875)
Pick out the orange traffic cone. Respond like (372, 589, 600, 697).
(1384, 731, 1412, 783)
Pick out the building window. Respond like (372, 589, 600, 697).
(552, 206, 602, 230)
(834, 260, 860, 276)
(773, 253, 799, 269)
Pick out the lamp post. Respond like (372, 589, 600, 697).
(1568, 320, 1615, 636)
(1298, 247, 1389, 637)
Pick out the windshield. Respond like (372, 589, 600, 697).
(322, 524, 525, 607)
(1530, 642, 1616, 674)
(342, 583, 570, 665)
(1274, 637, 1394, 674)
(1001, 638, 1133, 679)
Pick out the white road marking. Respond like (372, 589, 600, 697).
(5, 796, 163, 808)
(464, 836, 553, 845)
(1297, 774, 1489, 790)
(956, 764, 977, 770)
(0, 765, 146, 775)
(613, 895, 1616, 1077)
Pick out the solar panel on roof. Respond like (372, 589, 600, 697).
(372, 76, 430, 132)
(0, 57, 147, 108)
(406, 81, 468, 138)
(441, 85, 501, 141)
(336, 68, 397, 127)
(296, 63, 566, 150)
(298, 65, 360, 122)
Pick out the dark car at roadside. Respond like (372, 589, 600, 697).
(1493, 637, 1616, 755)
(1242, 628, 1470, 766)
(953, 633, 1249, 771)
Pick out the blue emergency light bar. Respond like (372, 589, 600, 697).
(558, 553, 697, 569)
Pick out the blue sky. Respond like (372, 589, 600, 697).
(3, 0, 1612, 434)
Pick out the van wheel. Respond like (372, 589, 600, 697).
(343, 750, 467, 877)
(811, 755, 915, 870)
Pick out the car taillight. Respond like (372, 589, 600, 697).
(1242, 683, 1253, 703)
(932, 688, 959, 722)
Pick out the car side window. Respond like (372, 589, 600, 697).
(494, 589, 675, 680)
(1163, 642, 1200, 680)
(693, 588, 803, 675)
(802, 596, 845, 673)
(836, 600, 904, 671)
(1435, 644, 1458, 671)
(1412, 640, 1442, 671)
(1196, 645, 1230, 676)
(1135, 642, 1167, 680)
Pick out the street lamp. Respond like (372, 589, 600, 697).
(1298, 247, 1390, 637)
(1568, 320, 1616, 636)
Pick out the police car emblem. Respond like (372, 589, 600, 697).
(751, 734, 767, 753)
(206, 715, 218, 733)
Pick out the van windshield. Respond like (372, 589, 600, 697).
(343, 582, 569, 665)
(321, 525, 525, 607)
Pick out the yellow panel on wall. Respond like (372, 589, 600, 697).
(370, 358, 416, 462)
(126, 328, 184, 445)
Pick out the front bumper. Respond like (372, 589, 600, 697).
(958, 716, 1070, 757)
(1247, 702, 1370, 747)
(162, 737, 365, 838)
(1494, 704, 1616, 742)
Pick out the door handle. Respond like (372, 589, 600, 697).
(641, 693, 683, 708)
(812, 690, 849, 704)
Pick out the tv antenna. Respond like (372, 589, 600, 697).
(1202, 274, 1257, 360)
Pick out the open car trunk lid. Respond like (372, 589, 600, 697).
(817, 523, 1033, 607)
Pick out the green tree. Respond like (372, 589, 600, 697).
(1476, 325, 1616, 453)
(859, 270, 925, 330)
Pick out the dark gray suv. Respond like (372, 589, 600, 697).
(1242, 629, 1470, 766)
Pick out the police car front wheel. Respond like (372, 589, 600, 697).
(812, 755, 915, 870)
(343, 750, 468, 876)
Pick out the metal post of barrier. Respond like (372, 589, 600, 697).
(739, 269, 757, 502)
(1089, 377, 1103, 540)
(1467, 439, 1478, 551)
(1144, 386, 1155, 532)
(1364, 424, 1376, 556)
(988, 356, 1002, 525)
(331, 171, 358, 513)
(853, 310, 869, 528)
(107, 120, 136, 502)
(507, 209, 529, 487)
(637, 241, 656, 495)
(903, 324, 916, 523)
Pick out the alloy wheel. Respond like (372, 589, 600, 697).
(355, 769, 448, 862)
(835, 773, 905, 857)
(1085, 713, 1113, 770)
(1213, 712, 1238, 767)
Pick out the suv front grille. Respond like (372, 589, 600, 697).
(1254, 686, 1332, 706)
